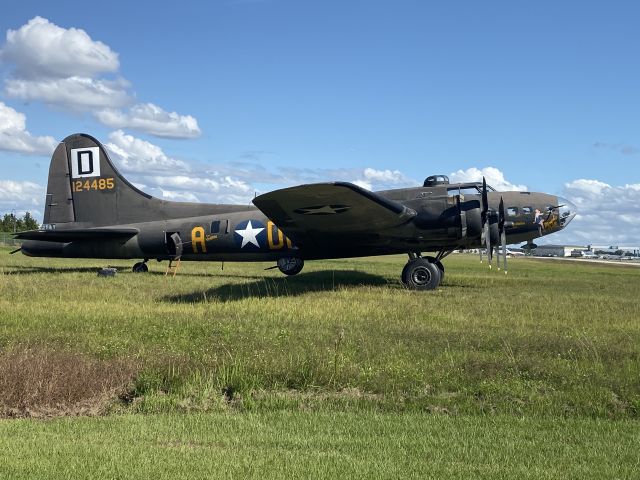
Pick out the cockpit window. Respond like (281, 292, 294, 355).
(522, 206, 532, 214)
(446, 183, 496, 195)
(507, 207, 518, 216)
(448, 187, 482, 196)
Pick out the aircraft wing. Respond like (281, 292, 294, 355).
(14, 227, 139, 242)
(253, 182, 415, 248)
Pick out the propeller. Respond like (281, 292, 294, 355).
(9, 247, 21, 254)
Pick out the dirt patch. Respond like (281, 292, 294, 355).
(0, 347, 138, 418)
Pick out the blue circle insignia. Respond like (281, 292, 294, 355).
(233, 219, 267, 250)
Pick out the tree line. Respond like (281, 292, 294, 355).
(0, 212, 39, 233)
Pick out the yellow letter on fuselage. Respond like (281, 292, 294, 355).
(267, 221, 294, 249)
(267, 220, 285, 249)
(191, 226, 207, 253)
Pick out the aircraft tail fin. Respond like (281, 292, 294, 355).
(43, 133, 153, 227)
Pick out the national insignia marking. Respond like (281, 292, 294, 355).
(293, 204, 351, 215)
(234, 220, 265, 248)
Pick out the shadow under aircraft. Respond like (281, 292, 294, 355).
(166, 270, 391, 303)
(14, 133, 576, 290)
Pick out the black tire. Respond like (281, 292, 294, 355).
(132, 262, 148, 273)
(277, 257, 304, 276)
(401, 258, 441, 290)
(425, 256, 445, 283)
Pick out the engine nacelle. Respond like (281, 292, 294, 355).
(412, 195, 483, 246)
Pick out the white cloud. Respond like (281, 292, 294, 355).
(0, 16, 119, 79)
(272, 164, 418, 190)
(105, 132, 253, 204)
(564, 179, 610, 197)
(105, 130, 190, 173)
(449, 167, 528, 191)
(95, 103, 201, 139)
(149, 175, 252, 194)
(0, 102, 57, 155)
(159, 189, 200, 203)
(0, 179, 44, 217)
(0, 17, 200, 138)
(553, 179, 640, 246)
(5, 76, 131, 110)
(352, 167, 415, 190)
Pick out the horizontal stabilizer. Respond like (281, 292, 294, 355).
(14, 228, 139, 242)
(253, 182, 415, 248)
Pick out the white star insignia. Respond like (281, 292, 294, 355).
(235, 221, 265, 248)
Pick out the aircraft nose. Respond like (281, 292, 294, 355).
(557, 196, 577, 228)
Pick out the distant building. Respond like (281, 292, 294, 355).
(532, 244, 587, 257)
(591, 246, 640, 256)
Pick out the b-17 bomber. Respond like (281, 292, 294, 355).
(14, 133, 576, 289)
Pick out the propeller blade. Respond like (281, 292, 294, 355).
(481, 177, 488, 217)
(501, 230, 507, 274)
(481, 177, 491, 268)
(10, 247, 21, 254)
(499, 197, 508, 273)
(485, 219, 492, 268)
(497, 197, 505, 270)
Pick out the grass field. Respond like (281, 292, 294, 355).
(0, 247, 638, 477)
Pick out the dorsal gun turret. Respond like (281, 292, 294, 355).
(423, 175, 449, 187)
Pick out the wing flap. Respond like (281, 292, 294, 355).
(253, 182, 415, 247)
(14, 227, 139, 242)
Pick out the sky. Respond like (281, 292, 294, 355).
(0, 0, 638, 246)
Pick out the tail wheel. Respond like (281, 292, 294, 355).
(401, 258, 441, 290)
(277, 257, 304, 276)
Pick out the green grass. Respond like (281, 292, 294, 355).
(1, 412, 638, 479)
(1, 248, 638, 417)
(0, 248, 639, 477)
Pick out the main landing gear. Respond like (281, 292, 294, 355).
(132, 259, 149, 273)
(277, 257, 304, 276)
(401, 252, 449, 290)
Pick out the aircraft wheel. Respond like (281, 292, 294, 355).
(402, 258, 441, 290)
(132, 262, 148, 273)
(425, 256, 445, 283)
(277, 257, 304, 276)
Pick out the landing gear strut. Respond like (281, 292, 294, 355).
(132, 259, 149, 273)
(277, 257, 304, 276)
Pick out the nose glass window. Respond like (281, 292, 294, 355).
(559, 204, 573, 225)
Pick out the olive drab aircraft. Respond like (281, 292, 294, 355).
(13, 133, 577, 290)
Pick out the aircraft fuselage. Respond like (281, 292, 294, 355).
(22, 189, 570, 261)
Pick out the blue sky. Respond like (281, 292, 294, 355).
(0, 0, 638, 245)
